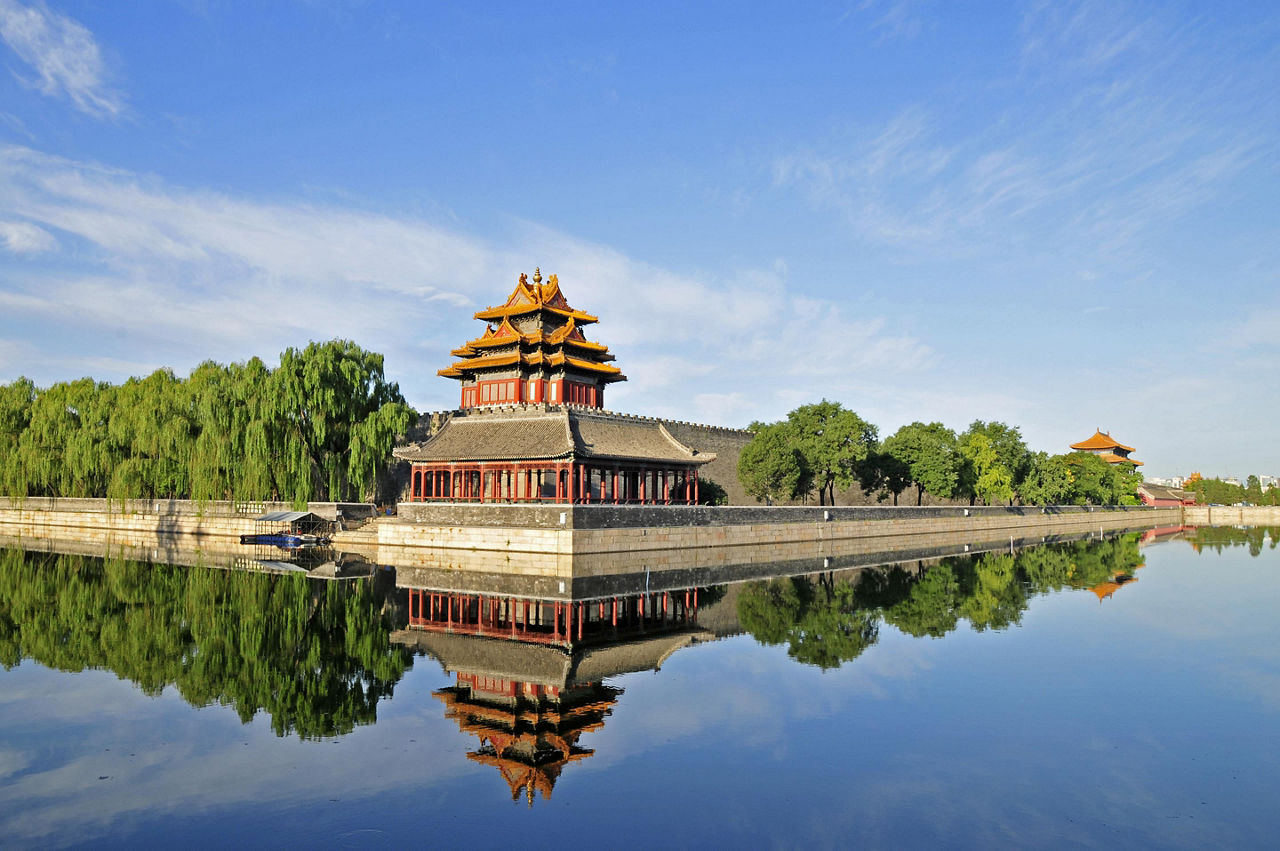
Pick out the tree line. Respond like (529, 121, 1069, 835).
(0, 547, 411, 739)
(1183, 473, 1280, 507)
(736, 400, 1143, 506)
(0, 340, 414, 504)
(736, 534, 1146, 670)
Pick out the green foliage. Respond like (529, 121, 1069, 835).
(697, 476, 729, 506)
(1188, 525, 1280, 556)
(736, 534, 1147, 670)
(1017, 452, 1074, 506)
(1187, 476, 1277, 506)
(0, 377, 35, 497)
(1062, 452, 1142, 505)
(785, 401, 878, 506)
(858, 448, 911, 504)
(0, 341, 414, 503)
(957, 422, 1028, 506)
(736, 575, 878, 669)
(0, 547, 412, 739)
(881, 565, 961, 637)
(739, 402, 877, 505)
(737, 422, 810, 504)
(958, 432, 1015, 506)
(881, 421, 959, 505)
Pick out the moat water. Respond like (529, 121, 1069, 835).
(1, 527, 1278, 849)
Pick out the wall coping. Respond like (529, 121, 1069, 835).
(395, 501, 1169, 530)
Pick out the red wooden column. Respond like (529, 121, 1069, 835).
(613, 467, 620, 504)
(640, 468, 647, 503)
(663, 470, 670, 504)
(694, 469, 700, 504)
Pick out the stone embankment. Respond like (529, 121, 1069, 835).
(1184, 505, 1280, 526)
(0, 497, 374, 550)
(382, 502, 1181, 556)
(1, 498, 1230, 564)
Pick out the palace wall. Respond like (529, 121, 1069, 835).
(1183, 505, 1280, 526)
(656, 420, 755, 503)
(385, 504, 1181, 567)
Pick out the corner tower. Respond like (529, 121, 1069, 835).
(439, 269, 626, 410)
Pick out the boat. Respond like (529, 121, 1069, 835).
(239, 533, 330, 548)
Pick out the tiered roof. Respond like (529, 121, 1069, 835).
(1069, 429, 1143, 466)
(438, 269, 625, 383)
(393, 408, 713, 465)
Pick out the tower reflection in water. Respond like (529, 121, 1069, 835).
(394, 585, 714, 805)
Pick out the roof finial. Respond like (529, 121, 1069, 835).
(533, 267, 542, 285)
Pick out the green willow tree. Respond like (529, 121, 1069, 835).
(0, 340, 414, 503)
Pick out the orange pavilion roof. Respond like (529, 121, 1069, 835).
(473, 271, 599, 324)
(442, 271, 624, 382)
(1071, 430, 1136, 453)
(438, 350, 624, 379)
(1097, 452, 1143, 466)
(452, 315, 613, 358)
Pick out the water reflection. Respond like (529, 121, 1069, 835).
(1186, 524, 1280, 556)
(4, 521, 1279, 846)
(732, 535, 1147, 669)
(0, 526, 1200, 791)
(0, 547, 411, 739)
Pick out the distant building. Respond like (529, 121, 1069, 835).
(1069, 430, 1143, 467)
(1146, 476, 1184, 488)
(1136, 483, 1195, 507)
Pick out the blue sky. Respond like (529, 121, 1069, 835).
(0, 1, 1276, 479)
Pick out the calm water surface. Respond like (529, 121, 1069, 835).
(1, 527, 1278, 849)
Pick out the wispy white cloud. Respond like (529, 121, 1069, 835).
(846, 0, 935, 41)
(0, 0, 124, 118)
(0, 145, 929, 426)
(775, 1, 1272, 271)
(0, 218, 53, 253)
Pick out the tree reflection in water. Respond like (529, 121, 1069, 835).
(0, 548, 411, 739)
(737, 534, 1150, 670)
(1188, 525, 1280, 557)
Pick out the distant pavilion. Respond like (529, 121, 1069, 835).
(395, 269, 713, 504)
(1069, 430, 1143, 467)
